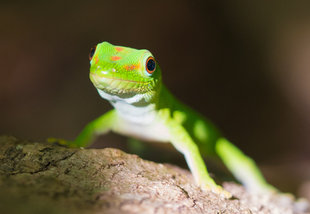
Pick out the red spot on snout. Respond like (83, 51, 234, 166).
(111, 56, 121, 61)
(94, 55, 99, 64)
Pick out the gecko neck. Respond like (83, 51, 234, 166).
(97, 85, 162, 125)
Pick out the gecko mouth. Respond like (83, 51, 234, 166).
(89, 72, 155, 95)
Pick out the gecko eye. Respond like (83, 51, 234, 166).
(89, 45, 97, 61)
(146, 57, 156, 75)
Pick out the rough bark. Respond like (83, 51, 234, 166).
(0, 136, 309, 214)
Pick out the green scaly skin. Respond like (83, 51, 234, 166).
(49, 42, 275, 197)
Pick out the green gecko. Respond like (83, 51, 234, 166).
(50, 41, 274, 197)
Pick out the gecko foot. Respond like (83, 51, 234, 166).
(47, 138, 77, 148)
(201, 184, 232, 199)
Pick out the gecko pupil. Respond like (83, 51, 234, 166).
(147, 58, 156, 72)
(89, 46, 96, 60)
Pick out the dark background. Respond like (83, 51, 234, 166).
(1, 0, 310, 197)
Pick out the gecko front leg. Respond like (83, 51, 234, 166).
(48, 110, 117, 148)
(166, 118, 231, 198)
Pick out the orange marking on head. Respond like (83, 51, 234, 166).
(115, 47, 124, 52)
(111, 56, 121, 61)
(124, 64, 139, 71)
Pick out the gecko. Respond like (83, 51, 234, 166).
(50, 41, 275, 197)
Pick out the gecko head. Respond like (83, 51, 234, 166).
(89, 41, 161, 102)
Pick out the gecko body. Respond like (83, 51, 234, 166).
(51, 42, 275, 197)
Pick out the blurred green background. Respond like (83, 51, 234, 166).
(1, 0, 310, 197)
